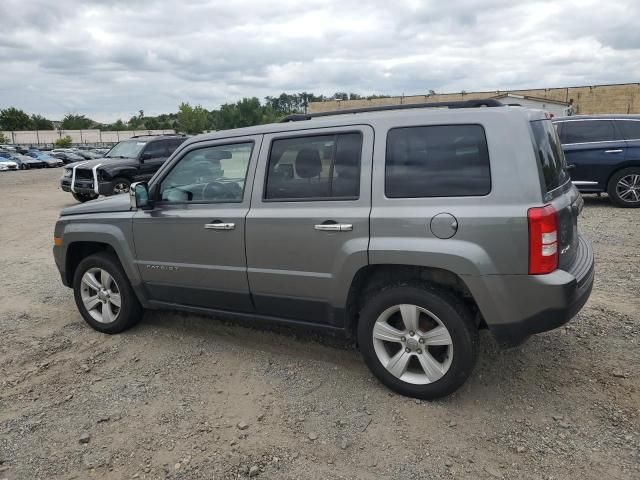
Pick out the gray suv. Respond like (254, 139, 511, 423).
(53, 100, 594, 399)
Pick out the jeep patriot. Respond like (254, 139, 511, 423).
(53, 100, 594, 399)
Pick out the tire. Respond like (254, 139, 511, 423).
(72, 192, 98, 202)
(607, 167, 640, 208)
(73, 252, 143, 334)
(357, 283, 478, 400)
(110, 178, 131, 196)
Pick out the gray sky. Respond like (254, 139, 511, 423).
(1, 0, 638, 122)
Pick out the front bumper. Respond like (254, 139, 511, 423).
(465, 235, 595, 347)
(60, 177, 114, 195)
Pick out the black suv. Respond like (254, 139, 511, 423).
(60, 135, 187, 202)
(553, 115, 640, 207)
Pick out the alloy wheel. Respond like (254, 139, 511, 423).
(113, 182, 130, 194)
(372, 304, 454, 385)
(616, 174, 640, 204)
(80, 268, 121, 324)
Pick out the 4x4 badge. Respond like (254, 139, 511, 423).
(145, 264, 179, 271)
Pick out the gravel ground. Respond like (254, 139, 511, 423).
(0, 168, 638, 480)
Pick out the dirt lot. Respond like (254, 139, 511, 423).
(0, 168, 638, 480)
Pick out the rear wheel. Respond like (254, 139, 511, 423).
(357, 284, 478, 400)
(608, 167, 640, 207)
(73, 252, 143, 334)
(72, 192, 98, 202)
(110, 178, 131, 196)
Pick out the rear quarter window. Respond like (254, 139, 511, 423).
(530, 119, 569, 193)
(617, 120, 640, 140)
(385, 124, 491, 198)
(558, 120, 617, 144)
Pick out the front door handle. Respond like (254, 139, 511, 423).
(204, 222, 235, 230)
(314, 223, 353, 232)
(605, 149, 623, 153)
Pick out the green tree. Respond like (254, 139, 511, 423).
(0, 107, 33, 130)
(54, 135, 73, 148)
(31, 114, 54, 130)
(177, 102, 208, 134)
(128, 115, 143, 129)
(61, 113, 93, 130)
(0, 132, 9, 143)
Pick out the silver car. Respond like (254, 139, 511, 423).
(53, 100, 594, 399)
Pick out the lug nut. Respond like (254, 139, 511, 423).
(419, 338, 425, 344)
(409, 331, 415, 336)
(417, 349, 422, 354)
(400, 337, 406, 342)
(405, 347, 411, 353)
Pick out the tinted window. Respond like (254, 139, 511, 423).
(159, 142, 253, 203)
(530, 120, 569, 193)
(385, 125, 490, 198)
(167, 139, 185, 154)
(617, 120, 640, 140)
(559, 120, 617, 144)
(265, 133, 362, 200)
(143, 140, 168, 158)
(105, 140, 146, 158)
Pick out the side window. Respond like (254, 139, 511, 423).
(143, 140, 169, 159)
(167, 139, 185, 155)
(617, 120, 640, 140)
(560, 120, 616, 144)
(385, 124, 491, 198)
(159, 142, 253, 203)
(264, 132, 362, 200)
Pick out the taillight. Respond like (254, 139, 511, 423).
(528, 205, 558, 274)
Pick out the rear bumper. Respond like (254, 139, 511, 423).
(465, 235, 594, 347)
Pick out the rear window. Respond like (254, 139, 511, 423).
(617, 120, 640, 140)
(558, 120, 617, 144)
(530, 120, 569, 193)
(385, 124, 491, 198)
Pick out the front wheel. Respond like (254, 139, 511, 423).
(357, 284, 478, 400)
(110, 178, 131, 196)
(72, 192, 98, 203)
(73, 252, 143, 334)
(608, 168, 640, 207)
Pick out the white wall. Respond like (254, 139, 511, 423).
(0, 129, 176, 146)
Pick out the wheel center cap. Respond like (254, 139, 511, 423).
(98, 289, 107, 301)
(406, 337, 419, 350)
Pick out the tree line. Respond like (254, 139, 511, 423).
(0, 92, 390, 135)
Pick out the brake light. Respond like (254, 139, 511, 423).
(528, 205, 558, 274)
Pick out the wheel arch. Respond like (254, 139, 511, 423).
(343, 264, 484, 337)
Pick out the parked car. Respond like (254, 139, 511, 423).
(51, 151, 86, 164)
(25, 151, 63, 167)
(0, 151, 46, 169)
(53, 101, 594, 399)
(553, 115, 640, 207)
(91, 148, 111, 156)
(0, 158, 18, 171)
(59, 134, 187, 202)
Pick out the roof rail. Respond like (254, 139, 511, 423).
(130, 133, 187, 138)
(280, 99, 504, 122)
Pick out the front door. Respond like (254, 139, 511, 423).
(133, 136, 261, 312)
(245, 126, 373, 326)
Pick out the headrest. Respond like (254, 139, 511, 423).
(295, 149, 322, 178)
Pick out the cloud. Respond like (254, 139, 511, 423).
(0, 0, 639, 122)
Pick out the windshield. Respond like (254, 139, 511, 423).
(530, 119, 569, 193)
(105, 140, 147, 159)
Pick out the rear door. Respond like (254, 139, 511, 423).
(245, 126, 373, 326)
(530, 119, 580, 270)
(557, 119, 626, 191)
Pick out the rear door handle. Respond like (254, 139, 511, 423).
(204, 222, 235, 230)
(605, 149, 623, 153)
(314, 223, 353, 232)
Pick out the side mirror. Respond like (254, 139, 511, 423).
(130, 182, 152, 209)
(139, 152, 153, 162)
